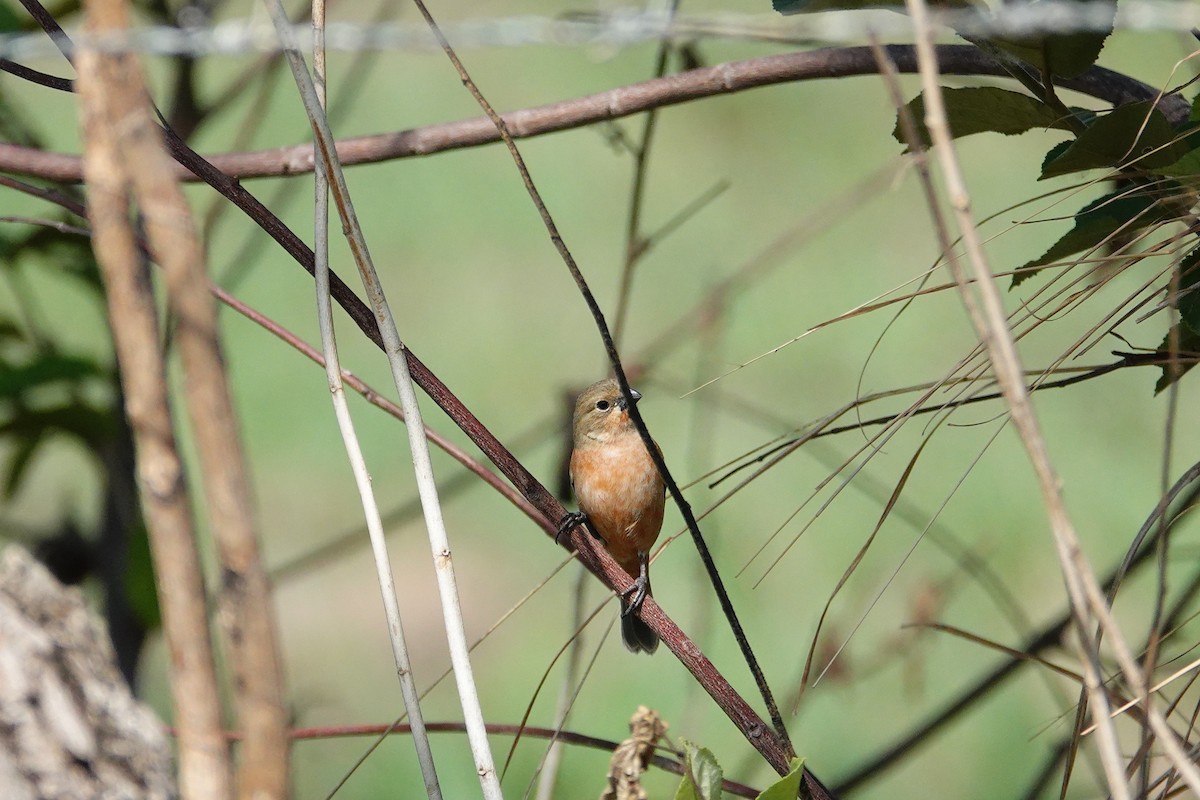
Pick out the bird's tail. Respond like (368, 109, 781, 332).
(621, 611, 659, 654)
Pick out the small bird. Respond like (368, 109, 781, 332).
(559, 377, 666, 654)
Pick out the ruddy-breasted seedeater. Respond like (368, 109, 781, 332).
(560, 378, 665, 654)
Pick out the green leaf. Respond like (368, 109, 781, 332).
(1013, 188, 1169, 286)
(1154, 323, 1200, 393)
(989, 0, 1113, 79)
(1041, 103, 1190, 179)
(674, 740, 723, 800)
(1177, 247, 1200, 335)
(756, 757, 806, 800)
(894, 87, 1074, 149)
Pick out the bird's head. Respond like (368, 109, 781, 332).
(572, 377, 641, 443)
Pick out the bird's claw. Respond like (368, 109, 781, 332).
(620, 576, 649, 618)
(555, 510, 590, 545)
(620, 550, 651, 617)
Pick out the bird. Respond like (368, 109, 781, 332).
(558, 377, 666, 654)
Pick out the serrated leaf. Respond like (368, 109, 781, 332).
(894, 87, 1073, 149)
(989, 0, 1113, 79)
(1041, 103, 1190, 179)
(1154, 323, 1200, 393)
(756, 757, 806, 800)
(674, 740, 723, 800)
(1040, 139, 1073, 173)
(1013, 188, 1168, 285)
(1177, 248, 1200, 335)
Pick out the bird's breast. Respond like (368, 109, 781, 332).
(570, 434, 666, 571)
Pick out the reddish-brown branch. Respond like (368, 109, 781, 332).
(0, 44, 1185, 183)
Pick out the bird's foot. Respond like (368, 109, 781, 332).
(620, 551, 651, 617)
(555, 510, 591, 545)
(620, 578, 649, 617)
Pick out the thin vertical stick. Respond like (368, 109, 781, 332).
(261, 2, 503, 795)
(78, 0, 292, 795)
(309, 2, 441, 795)
(77, 41, 233, 800)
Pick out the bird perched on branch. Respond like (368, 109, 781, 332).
(559, 377, 666, 654)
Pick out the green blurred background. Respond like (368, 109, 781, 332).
(2, 1, 1199, 797)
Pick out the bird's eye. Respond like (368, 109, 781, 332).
(595, 399, 611, 411)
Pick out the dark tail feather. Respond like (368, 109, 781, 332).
(621, 613, 659, 654)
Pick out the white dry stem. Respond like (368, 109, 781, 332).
(264, 1, 503, 796)
(307, 2, 441, 796)
(899, 4, 1200, 795)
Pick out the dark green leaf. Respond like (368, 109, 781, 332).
(1154, 324, 1200, 393)
(756, 757, 806, 800)
(1177, 248, 1200, 335)
(990, 0, 1113, 79)
(674, 740, 723, 800)
(1013, 188, 1169, 285)
(1040, 139, 1073, 173)
(894, 87, 1073, 149)
(1041, 103, 1190, 179)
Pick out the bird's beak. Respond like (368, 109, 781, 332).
(616, 388, 642, 411)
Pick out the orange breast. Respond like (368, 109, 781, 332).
(570, 434, 666, 577)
